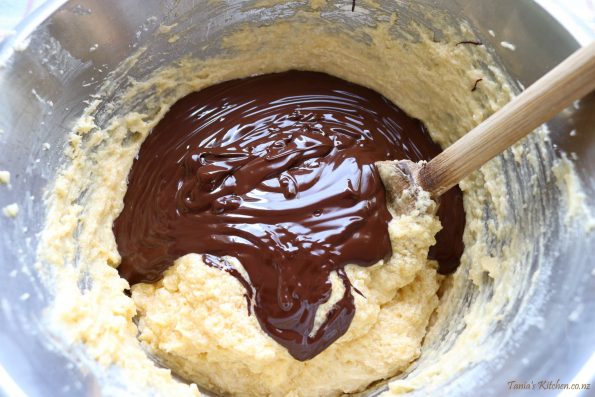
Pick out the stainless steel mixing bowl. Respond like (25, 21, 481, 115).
(0, 1, 593, 396)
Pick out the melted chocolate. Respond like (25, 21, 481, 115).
(114, 71, 465, 361)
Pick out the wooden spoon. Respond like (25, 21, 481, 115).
(381, 41, 595, 200)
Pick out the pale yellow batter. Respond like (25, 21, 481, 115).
(132, 188, 441, 397)
(36, 2, 590, 397)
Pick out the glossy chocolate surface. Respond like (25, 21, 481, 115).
(114, 71, 465, 360)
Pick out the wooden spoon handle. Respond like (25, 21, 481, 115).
(419, 41, 595, 197)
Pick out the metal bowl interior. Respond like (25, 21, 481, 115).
(0, 1, 593, 396)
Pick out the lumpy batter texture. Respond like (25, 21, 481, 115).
(114, 70, 464, 361)
(36, 3, 589, 397)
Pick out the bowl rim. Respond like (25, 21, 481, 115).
(1, 0, 594, 62)
(0, 0, 67, 63)
(534, 0, 595, 45)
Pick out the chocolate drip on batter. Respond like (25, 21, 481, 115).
(456, 40, 483, 46)
(471, 78, 483, 92)
(114, 71, 465, 361)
